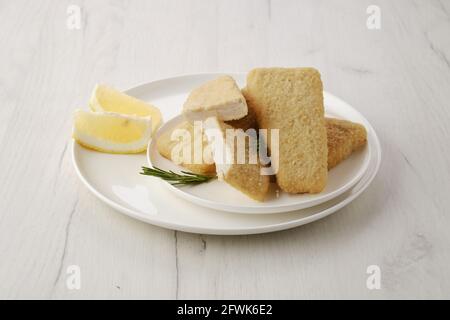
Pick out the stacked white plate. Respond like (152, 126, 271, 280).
(72, 73, 381, 235)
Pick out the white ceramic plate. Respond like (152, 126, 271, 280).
(148, 106, 371, 214)
(72, 73, 381, 235)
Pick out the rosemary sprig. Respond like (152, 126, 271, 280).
(140, 166, 216, 186)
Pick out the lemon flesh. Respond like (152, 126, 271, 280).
(90, 84, 162, 133)
(73, 110, 152, 154)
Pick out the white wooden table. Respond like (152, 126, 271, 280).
(1, 0, 449, 299)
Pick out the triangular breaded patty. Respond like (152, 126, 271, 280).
(326, 118, 367, 169)
(182, 76, 248, 121)
(156, 120, 216, 175)
(203, 117, 270, 202)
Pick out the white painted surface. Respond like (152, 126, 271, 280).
(0, 0, 449, 299)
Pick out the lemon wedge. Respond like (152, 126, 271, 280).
(73, 110, 152, 154)
(89, 84, 162, 133)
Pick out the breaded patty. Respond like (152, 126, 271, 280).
(225, 96, 258, 131)
(326, 118, 367, 169)
(156, 121, 216, 175)
(182, 75, 248, 121)
(203, 117, 269, 202)
(245, 68, 328, 194)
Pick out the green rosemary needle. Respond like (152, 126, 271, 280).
(140, 166, 216, 186)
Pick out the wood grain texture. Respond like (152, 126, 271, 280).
(0, 0, 449, 299)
